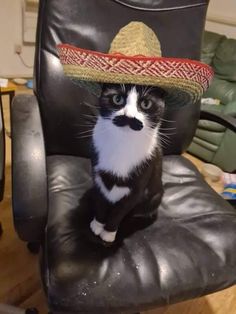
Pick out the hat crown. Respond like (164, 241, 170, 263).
(109, 22, 162, 57)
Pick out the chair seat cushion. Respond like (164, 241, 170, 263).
(43, 155, 236, 314)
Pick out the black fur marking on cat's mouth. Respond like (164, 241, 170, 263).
(113, 115, 143, 131)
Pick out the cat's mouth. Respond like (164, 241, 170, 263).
(112, 115, 143, 131)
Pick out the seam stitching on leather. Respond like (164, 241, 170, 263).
(112, 1, 207, 11)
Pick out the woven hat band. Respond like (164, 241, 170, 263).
(109, 22, 162, 57)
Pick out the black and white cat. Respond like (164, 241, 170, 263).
(90, 83, 165, 243)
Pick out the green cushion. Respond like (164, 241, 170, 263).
(223, 100, 236, 116)
(203, 77, 236, 105)
(201, 31, 225, 65)
(187, 141, 215, 162)
(212, 129, 236, 173)
(195, 128, 225, 146)
(198, 103, 226, 132)
(198, 119, 226, 132)
(192, 136, 218, 152)
(213, 37, 236, 82)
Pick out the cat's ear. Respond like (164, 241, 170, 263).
(153, 86, 168, 99)
(160, 88, 168, 99)
(71, 79, 102, 98)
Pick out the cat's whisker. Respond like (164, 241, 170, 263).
(160, 118, 176, 123)
(81, 101, 100, 109)
(159, 133, 176, 138)
(73, 123, 96, 127)
(143, 131, 154, 141)
(82, 113, 98, 119)
(142, 85, 153, 97)
(81, 117, 97, 123)
(75, 134, 94, 139)
(75, 128, 108, 139)
(158, 142, 168, 150)
(159, 138, 170, 147)
(76, 129, 94, 135)
(120, 84, 126, 93)
(159, 135, 171, 145)
(159, 134, 171, 142)
(141, 85, 147, 97)
(159, 126, 176, 130)
(157, 134, 169, 148)
(144, 86, 155, 97)
(80, 119, 96, 123)
(158, 132, 176, 136)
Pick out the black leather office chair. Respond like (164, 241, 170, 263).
(11, 1, 236, 313)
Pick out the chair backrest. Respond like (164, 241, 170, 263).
(35, 0, 210, 158)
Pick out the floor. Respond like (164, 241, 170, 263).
(0, 88, 236, 314)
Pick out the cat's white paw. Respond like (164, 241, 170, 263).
(100, 230, 117, 243)
(90, 219, 104, 236)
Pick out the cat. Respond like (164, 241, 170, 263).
(89, 83, 165, 243)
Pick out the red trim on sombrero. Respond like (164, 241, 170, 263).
(58, 44, 213, 73)
(57, 44, 214, 90)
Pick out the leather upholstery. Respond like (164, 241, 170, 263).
(11, 95, 47, 241)
(35, 0, 208, 158)
(188, 31, 236, 172)
(43, 155, 236, 313)
(12, 1, 236, 313)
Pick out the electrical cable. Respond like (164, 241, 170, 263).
(17, 53, 33, 69)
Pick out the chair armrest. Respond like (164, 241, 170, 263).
(223, 100, 236, 117)
(200, 109, 236, 133)
(11, 94, 47, 242)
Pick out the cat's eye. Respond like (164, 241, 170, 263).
(112, 94, 125, 106)
(140, 99, 153, 110)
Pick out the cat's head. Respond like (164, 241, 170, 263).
(99, 84, 165, 132)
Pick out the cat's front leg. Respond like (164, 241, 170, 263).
(90, 188, 109, 236)
(90, 219, 105, 236)
(100, 188, 141, 243)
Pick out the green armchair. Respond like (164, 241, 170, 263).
(188, 31, 236, 172)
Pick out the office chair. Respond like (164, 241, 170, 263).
(10, 0, 236, 313)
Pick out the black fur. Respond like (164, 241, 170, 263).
(91, 83, 165, 241)
(91, 149, 163, 232)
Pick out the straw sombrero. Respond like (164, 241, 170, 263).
(58, 22, 213, 107)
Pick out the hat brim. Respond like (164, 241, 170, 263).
(58, 44, 214, 107)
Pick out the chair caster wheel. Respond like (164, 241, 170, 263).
(27, 242, 40, 254)
(25, 308, 39, 314)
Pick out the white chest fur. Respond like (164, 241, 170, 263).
(93, 116, 158, 178)
(95, 174, 130, 203)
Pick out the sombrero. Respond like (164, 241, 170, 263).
(57, 21, 213, 107)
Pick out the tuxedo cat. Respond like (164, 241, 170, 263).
(90, 83, 165, 243)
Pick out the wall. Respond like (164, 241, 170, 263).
(0, 0, 235, 78)
(0, 0, 36, 78)
(206, 0, 236, 39)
